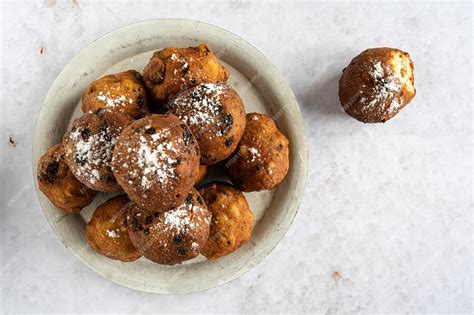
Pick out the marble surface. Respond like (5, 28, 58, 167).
(0, 1, 472, 313)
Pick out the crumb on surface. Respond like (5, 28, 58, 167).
(9, 137, 16, 147)
(331, 271, 342, 281)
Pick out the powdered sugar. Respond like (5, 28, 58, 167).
(360, 61, 402, 113)
(91, 169, 100, 182)
(163, 206, 192, 233)
(168, 83, 227, 139)
(170, 53, 189, 79)
(386, 99, 401, 114)
(96, 91, 133, 108)
(182, 62, 189, 71)
(67, 123, 118, 185)
(161, 201, 209, 236)
(112, 126, 181, 190)
(247, 147, 261, 162)
(106, 229, 120, 238)
(248, 147, 259, 155)
(136, 128, 178, 189)
(372, 61, 384, 79)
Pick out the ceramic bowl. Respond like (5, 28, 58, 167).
(32, 19, 308, 294)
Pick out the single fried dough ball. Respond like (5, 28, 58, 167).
(62, 109, 133, 192)
(199, 181, 253, 260)
(227, 113, 289, 192)
(167, 83, 246, 164)
(111, 114, 200, 210)
(143, 43, 229, 104)
(127, 188, 211, 265)
(82, 70, 149, 119)
(339, 47, 416, 123)
(37, 143, 97, 213)
(86, 195, 142, 262)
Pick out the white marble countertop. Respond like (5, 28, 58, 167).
(1, 1, 472, 313)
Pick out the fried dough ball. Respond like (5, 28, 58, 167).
(199, 182, 253, 260)
(339, 47, 416, 123)
(82, 70, 150, 119)
(82, 70, 149, 119)
(37, 143, 97, 213)
(62, 109, 133, 192)
(167, 83, 246, 164)
(143, 43, 229, 104)
(127, 188, 211, 265)
(227, 113, 289, 192)
(111, 114, 200, 210)
(195, 165, 208, 186)
(86, 195, 142, 262)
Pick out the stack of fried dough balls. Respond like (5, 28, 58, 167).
(37, 43, 290, 266)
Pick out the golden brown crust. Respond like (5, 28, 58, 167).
(195, 165, 208, 186)
(86, 195, 142, 262)
(127, 188, 211, 265)
(199, 182, 253, 260)
(339, 47, 416, 123)
(143, 43, 229, 105)
(167, 83, 246, 164)
(227, 113, 289, 192)
(111, 114, 200, 210)
(62, 109, 133, 192)
(82, 70, 150, 119)
(37, 143, 97, 213)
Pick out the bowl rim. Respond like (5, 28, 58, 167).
(31, 18, 309, 294)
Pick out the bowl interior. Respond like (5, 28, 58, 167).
(32, 19, 308, 294)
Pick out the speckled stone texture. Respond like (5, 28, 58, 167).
(0, 1, 472, 313)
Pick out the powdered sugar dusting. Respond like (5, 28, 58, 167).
(130, 198, 210, 254)
(67, 124, 119, 185)
(106, 229, 120, 238)
(168, 53, 195, 85)
(360, 61, 402, 113)
(168, 83, 227, 139)
(386, 99, 401, 114)
(96, 91, 134, 108)
(372, 61, 384, 79)
(247, 147, 261, 162)
(112, 127, 181, 191)
(137, 128, 178, 189)
(162, 200, 209, 236)
(163, 206, 192, 234)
